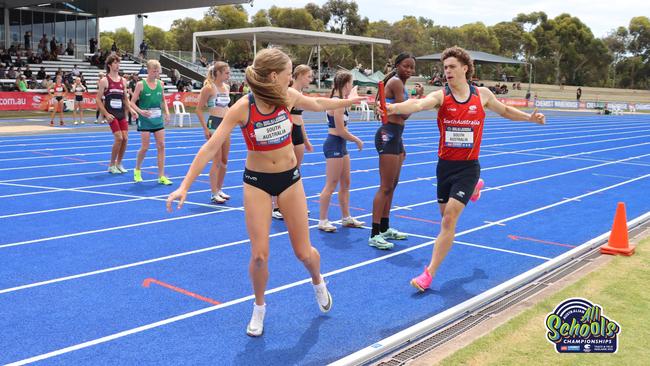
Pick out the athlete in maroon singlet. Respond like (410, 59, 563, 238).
(96, 54, 134, 174)
(386, 46, 546, 292)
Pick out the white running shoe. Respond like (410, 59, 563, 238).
(116, 164, 128, 173)
(318, 220, 337, 232)
(210, 194, 226, 204)
(313, 279, 333, 313)
(107, 165, 120, 174)
(73, 121, 78, 125)
(272, 208, 283, 220)
(341, 216, 365, 228)
(246, 303, 266, 337)
(218, 190, 231, 200)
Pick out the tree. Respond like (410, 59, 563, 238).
(144, 25, 174, 51)
(458, 22, 500, 53)
(268, 6, 324, 31)
(324, 0, 368, 35)
(251, 10, 271, 27)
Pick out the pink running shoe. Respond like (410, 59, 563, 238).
(470, 178, 485, 202)
(410, 267, 433, 292)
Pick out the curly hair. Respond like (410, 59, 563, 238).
(441, 46, 474, 80)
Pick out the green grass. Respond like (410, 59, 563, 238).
(440, 237, 650, 366)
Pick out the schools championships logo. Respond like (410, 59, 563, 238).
(545, 298, 620, 353)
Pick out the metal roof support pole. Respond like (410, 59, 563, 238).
(528, 62, 532, 94)
(371, 43, 374, 73)
(317, 43, 321, 89)
(192, 34, 196, 63)
(253, 33, 257, 56)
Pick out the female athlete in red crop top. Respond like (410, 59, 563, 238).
(167, 48, 365, 337)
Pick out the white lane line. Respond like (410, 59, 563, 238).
(3, 130, 649, 184)
(6, 173, 648, 366)
(2, 119, 648, 164)
(3, 142, 649, 221)
(3, 151, 647, 291)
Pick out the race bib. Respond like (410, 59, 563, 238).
(445, 126, 474, 148)
(254, 118, 292, 144)
(109, 99, 123, 109)
(148, 108, 162, 118)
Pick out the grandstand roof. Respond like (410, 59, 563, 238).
(193, 27, 391, 46)
(2, 0, 250, 17)
(417, 50, 525, 64)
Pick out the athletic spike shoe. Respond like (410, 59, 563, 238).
(158, 176, 172, 185)
(470, 178, 484, 202)
(116, 164, 128, 173)
(133, 169, 143, 183)
(341, 216, 365, 228)
(246, 304, 266, 337)
(211, 194, 226, 204)
(368, 234, 394, 250)
(381, 228, 408, 240)
(218, 190, 230, 200)
(108, 165, 120, 174)
(318, 220, 337, 232)
(313, 279, 332, 313)
(410, 267, 433, 292)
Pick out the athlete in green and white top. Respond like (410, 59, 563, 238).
(196, 61, 232, 204)
(130, 59, 172, 185)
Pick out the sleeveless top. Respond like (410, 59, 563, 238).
(241, 93, 293, 151)
(327, 97, 349, 128)
(103, 75, 126, 120)
(138, 79, 164, 128)
(436, 84, 486, 160)
(207, 84, 230, 108)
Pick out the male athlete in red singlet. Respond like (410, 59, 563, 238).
(386, 46, 545, 292)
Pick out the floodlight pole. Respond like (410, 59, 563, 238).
(317, 43, 321, 89)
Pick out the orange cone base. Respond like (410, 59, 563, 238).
(600, 243, 635, 256)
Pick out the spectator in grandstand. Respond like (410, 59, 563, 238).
(139, 40, 148, 58)
(28, 76, 38, 89)
(24, 31, 31, 50)
(13, 53, 25, 67)
(576, 87, 582, 101)
(89, 38, 97, 54)
(383, 61, 392, 75)
(138, 64, 147, 75)
(36, 66, 46, 80)
(23, 65, 32, 79)
(7, 66, 16, 79)
(199, 56, 208, 68)
(49, 36, 57, 54)
(8, 45, 17, 56)
(71, 64, 81, 77)
(39, 34, 48, 52)
(0, 50, 11, 65)
(0, 63, 5, 79)
(16, 75, 28, 92)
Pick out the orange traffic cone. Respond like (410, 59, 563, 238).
(600, 202, 635, 256)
